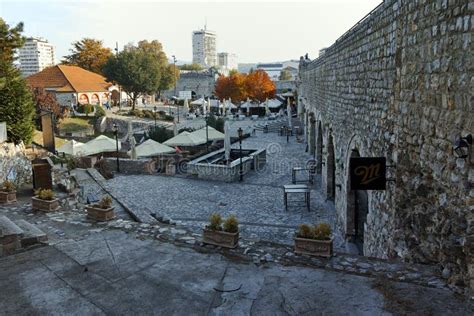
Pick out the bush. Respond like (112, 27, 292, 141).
(162, 114, 174, 122)
(223, 215, 239, 233)
(206, 114, 225, 132)
(207, 213, 222, 231)
(35, 188, 55, 200)
(148, 126, 173, 143)
(94, 105, 106, 117)
(296, 224, 314, 239)
(142, 109, 155, 119)
(77, 104, 94, 115)
(1, 180, 16, 192)
(314, 223, 331, 240)
(95, 159, 114, 179)
(98, 196, 113, 209)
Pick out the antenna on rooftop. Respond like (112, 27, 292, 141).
(204, 18, 207, 30)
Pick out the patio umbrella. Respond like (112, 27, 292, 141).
(190, 97, 205, 106)
(164, 131, 206, 147)
(184, 98, 189, 114)
(173, 120, 178, 136)
(191, 126, 225, 141)
(207, 98, 211, 114)
(287, 98, 292, 128)
(81, 135, 120, 156)
(265, 98, 270, 116)
(224, 121, 231, 163)
(57, 140, 84, 156)
(130, 139, 175, 157)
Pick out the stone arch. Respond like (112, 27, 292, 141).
(326, 132, 336, 200)
(316, 121, 323, 174)
(345, 135, 369, 255)
(308, 112, 316, 156)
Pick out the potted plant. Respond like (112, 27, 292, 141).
(0, 180, 17, 204)
(202, 213, 239, 248)
(294, 223, 333, 257)
(86, 196, 115, 221)
(32, 188, 60, 212)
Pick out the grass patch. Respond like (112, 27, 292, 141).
(33, 130, 67, 147)
(59, 117, 94, 133)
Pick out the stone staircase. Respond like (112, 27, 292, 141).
(253, 119, 287, 132)
(0, 215, 48, 256)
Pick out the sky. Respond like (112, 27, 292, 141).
(1, 0, 382, 64)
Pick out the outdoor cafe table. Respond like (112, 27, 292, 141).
(283, 184, 310, 211)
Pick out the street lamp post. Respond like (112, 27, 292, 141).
(238, 127, 243, 182)
(205, 113, 209, 151)
(172, 55, 177, 116)
(113, 123, 120, 172)
(153, 105, 157, 129)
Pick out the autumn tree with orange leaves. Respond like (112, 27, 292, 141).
(215, 69, 275, 103)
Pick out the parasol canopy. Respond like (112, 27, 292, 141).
(130, 139, 175, 157)
(164, 131, 207, 147)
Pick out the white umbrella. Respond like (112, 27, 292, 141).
(57, 140, 84, 156)
(191, 97, 205, 106)
(173, 120, 178, 136)
(207, 98, 211, 114)
(191, 126, 225, 141)
(130, 139, 175, 157)
(265, 98, 270, 116)
(80, 135, 120, 156)
(287, 98, 292, 128)
(184, 98, 189, 114)
(128, 121, 137, 159)
(224, 121, 231, 163)
(164, 131, 206, 147)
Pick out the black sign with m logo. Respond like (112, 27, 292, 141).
(350, 157, 386, 190)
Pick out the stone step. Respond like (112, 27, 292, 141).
(14, 219, 48, 248)
(0, 215, 24, 256)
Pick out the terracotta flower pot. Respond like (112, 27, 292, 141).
(294, 237, 333, 258)
(86, 205, 115, 221)
(31, 196, 60, 212)
(202, 229, 239, 248)
(0, 191, 17, 204)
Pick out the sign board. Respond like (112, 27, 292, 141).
(350, 157, 386, 190)
(0, 122, 6, 143)
(178, 91, 192, 100)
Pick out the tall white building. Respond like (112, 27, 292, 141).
(19, 37, 55, 77)
(217, 52, 238, 73)
(192, 27, 217, 68)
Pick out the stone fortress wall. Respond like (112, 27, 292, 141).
(299, 0, 473, 288)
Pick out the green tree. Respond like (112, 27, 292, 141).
(62, 38, 112, 75)
(102, 46, 161, 110)
(279, 67, 293, 81)
(158, 64, 179, 98)
(178, 63, 203, 71)
(0, 19, 35, 144)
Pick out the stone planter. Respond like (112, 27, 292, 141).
(31, 197, 60, 212)
(202, 229, 239, 248)
(86, 205, 115, 221)
(294, 237, 333, 258)
(0, 191, 17, 204)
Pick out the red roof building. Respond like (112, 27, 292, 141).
(26, 65, 118, 106)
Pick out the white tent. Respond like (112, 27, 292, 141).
(57, 140, 84, 156)
(281, 91, 294, 97)
(287, 98, 292, 128)
(164, 131, 206, 147)
(173, 120, 178, 136)
(80, 135, 120, 156)
(267, 98, 282, 108)
(191, 126, 225, 141)
(224, 121, 231, 162)
(130, 139, 175, 157)
(191, 97, 205, 106)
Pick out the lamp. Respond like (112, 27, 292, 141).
(238, 127, 243, 181)
(453, 134, 472, 159)
(153, 105, 157, 128)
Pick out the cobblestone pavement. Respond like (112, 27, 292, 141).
(106, 130, 341, 248)
(0, 222, 472, 315)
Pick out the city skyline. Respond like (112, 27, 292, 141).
(1, 0, 382, 64)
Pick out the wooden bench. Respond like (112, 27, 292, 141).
(283, 184, 310, 211)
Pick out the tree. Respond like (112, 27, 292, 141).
(0, 19, 35, 144)
(102, 47, 161, 110)
(31, 88, 64, 129)
(178, 63, 203, 71)
(245, 69, 276, 102)
(215, 73, 247, 103)
(158, 64, 179, 98)
(62, 38, 112, 75)
(279, 67, 293, 81)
